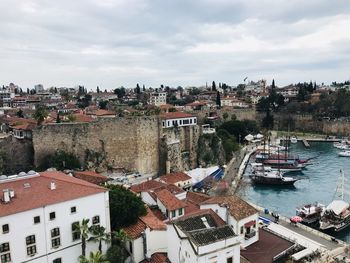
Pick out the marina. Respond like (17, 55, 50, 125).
(237, 140, 350, 242)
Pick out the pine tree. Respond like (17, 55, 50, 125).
(135, 84, 141, 94)
(97, 86, 100, 93)
(56, 112, 61, 123)
(212, 81, 217, 91)
(216, 91, 221, 108)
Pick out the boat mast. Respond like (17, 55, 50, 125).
(341, 169, 345, 200)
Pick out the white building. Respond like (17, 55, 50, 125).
(221, 97, 249, 108)
(0, 171, 110, 263)
(200, 196, 259, 248)
(123, 207, 167, 263)
(161, 112, 197, 129)
(150, 92, 167, 106)
(167, 209, 241, 263)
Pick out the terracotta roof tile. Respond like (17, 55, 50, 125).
(0, 171, 106, 217)
(123, 207, 166, 239)
(201, 196, 258, 221)
(130, 180, 166, 194)
(160, 112, 194, 120)
(156, 189, 186, 211)
(186, 192, 211, 205)
(158, 172, 191, 185)
(74, 171, 109, 185)
(140, 253, 169, 263)
(123, 219, 146, 239)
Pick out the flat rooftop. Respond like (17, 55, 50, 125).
(241, 228, 294, 263)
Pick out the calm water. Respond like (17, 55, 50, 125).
(237, 141, 350, 242)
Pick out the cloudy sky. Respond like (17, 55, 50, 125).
(1, 0, 350, 90)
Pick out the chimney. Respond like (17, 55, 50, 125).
(3, 189, 10, 203)
(50, 182, 56, 190)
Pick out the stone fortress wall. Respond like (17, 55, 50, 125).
(32, 117, 161, 175)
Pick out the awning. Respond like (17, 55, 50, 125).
(244, 220, 256, 228)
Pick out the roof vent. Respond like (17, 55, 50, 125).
(50, 181, 56, 190)
(201, 217, 210, 229)
(27, 170, 37, 176)
(18, 172, 27, 177)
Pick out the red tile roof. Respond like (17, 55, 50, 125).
(130, 180, 166, 194)
(156, 189, 186, 211)
(158, 172, 191, 185)
(123, 207, 166, 239)
(201, 196, 258, 221)
(11, 122, 37, 131)
(74, 171, 109, 185)
(0, 171, 106, 217)
(186, 192, 211, 205)
(140, 253, 169, 263)
(160, 112, 194, 120)
(94, 109, 116, 116)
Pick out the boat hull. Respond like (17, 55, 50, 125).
(251, 176, 298, 186)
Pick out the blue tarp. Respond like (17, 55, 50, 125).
(193, 168, 223, 189)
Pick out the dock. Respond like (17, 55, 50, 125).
(302, 139, 310, 148)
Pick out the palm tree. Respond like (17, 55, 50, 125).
(112, 229, 130, 246)
(89, 225, 111, 253)
(79, 251, 110, 263)
(75, 218, 90, 257)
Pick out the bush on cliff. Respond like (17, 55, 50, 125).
(39, 150, 81, 171)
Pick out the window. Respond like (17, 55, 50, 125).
(194, 119, 197, 124)
(70, 206, 76, 213)
(171, 210, 176, 218)
(26, 235, 37, 256)
(51, 228, 61, 248)
(53, 258, 62, 263)
(72, 222, 80, 241)
(34, 216, 40, 224)
(92, 215, 100, 225)
(0, 242, 11, 263)
(2, 224, 9, 234)
(227, 257, 233, 263)
(49, 212, 56, 220)
(179, 208, 183, 216)
(240, 226, 244, 234)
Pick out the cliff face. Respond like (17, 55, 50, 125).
(160, 125, 200, 174)
(197, 133, 226, 167)
(0, 136, 34, 174)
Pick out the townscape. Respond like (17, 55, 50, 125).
(2, 78, 350, 263)
(2, 1, 350, 263)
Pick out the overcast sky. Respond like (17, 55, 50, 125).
(1, 0, 350, 90)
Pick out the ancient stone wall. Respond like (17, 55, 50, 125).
(32, 117, 160, 175)
(0, 135, 34, 174)
(161, 125, 200, 173)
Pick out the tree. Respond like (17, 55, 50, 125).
(79, 251, 110, 263)
(97, 86, 100, 93)
(135, 84, 141, 94)
(56, 112, 61, 123)
(99, 101, 108, 110)
(222, 112, 229, 120)
(75, 219, 90, 257)
(212, 81, 217, 91)
(107, 185, 146, 230)
(106, 246, 127, 263)
(42, 150, 81, 170)
(216, 91, 221, 108)
(0, 150, 6, 174)
(113, 88, 126, 99)
(33, 105, 48, 125)
(16, 109, 24, 118)
(89, 225, 111, 253)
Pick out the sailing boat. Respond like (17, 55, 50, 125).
(319, 170, 350, 232)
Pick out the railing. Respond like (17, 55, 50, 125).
(245, 230, 256, 239)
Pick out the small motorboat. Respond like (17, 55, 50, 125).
(296, 203, 325, 224)
(290, 136, 298, 144)
(339, 151, 350, 157)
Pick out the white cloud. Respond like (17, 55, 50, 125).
(0, 0, 349, 89)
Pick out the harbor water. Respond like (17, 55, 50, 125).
(237, 141, 350, 242)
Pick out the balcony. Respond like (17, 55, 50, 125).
(245, 230, 256, 240)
